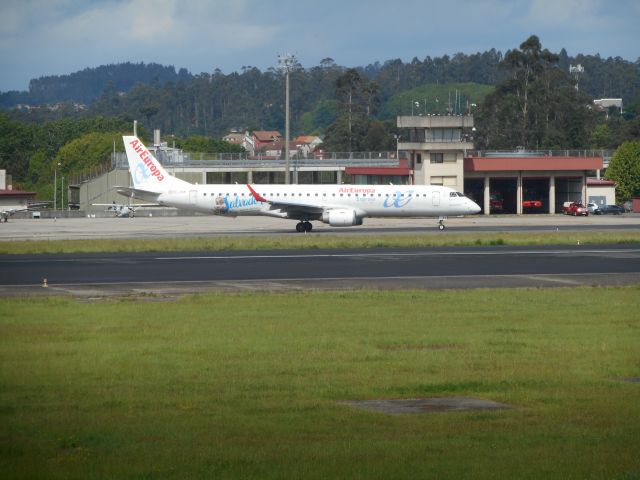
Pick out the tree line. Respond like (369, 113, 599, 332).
(3, 42, 639, 138)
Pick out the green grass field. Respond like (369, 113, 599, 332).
(1, 288, 639, 479)
(1, 230, 639, 254)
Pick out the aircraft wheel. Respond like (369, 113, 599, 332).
(296, 222, 305, 233)
(438, 224, 445, 231)
(304, 221, 313, 232)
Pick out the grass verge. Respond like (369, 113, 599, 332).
(1, 287, 639, 479)
(1, 230, 640, 254)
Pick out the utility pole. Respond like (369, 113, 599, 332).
(278, 54, 296, 184)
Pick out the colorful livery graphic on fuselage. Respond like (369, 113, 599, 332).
(119, 135, 481, 231)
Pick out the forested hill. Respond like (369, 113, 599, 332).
(1, 47, 639, 143)
(2, 49, 639, 111)
(0, 62, 193, 107)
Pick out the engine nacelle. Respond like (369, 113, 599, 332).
(321, 209, 363, 227)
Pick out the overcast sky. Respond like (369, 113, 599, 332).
(1, 0, 638, 92)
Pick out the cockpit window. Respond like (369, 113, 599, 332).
(456, 192, 465, 197)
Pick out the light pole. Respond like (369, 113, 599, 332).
(278, 53, 296, 184)
(53, 162, 61, 212)
(393, 134, 400, 160)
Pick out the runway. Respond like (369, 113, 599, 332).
(2, 244, 640, 296)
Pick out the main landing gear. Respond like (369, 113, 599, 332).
(295, 221, 313, 233)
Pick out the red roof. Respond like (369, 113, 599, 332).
(587, 178, 616, 186)
(253, 131, 282, 142)
(0, 189, 36, 197)
(464, 156, 603, 172)
(346, 159, 411, 177)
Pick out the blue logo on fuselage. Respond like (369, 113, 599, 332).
(224, 195, 259, 211)
(133, 163, 151, 184)
(383, 190, 414, 208)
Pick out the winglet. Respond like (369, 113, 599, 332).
(246, 184, 267, 203)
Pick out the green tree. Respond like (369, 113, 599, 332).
(476, 36, 596, 149)
(174, 135, 244, 153)
(604, 141, 640, 202)
(362, 120, 395, 151)
(0, 113, 38, 182)
(590, 124, 613, 148)
(34, 132, 125, 200)
(324, 69, 383, 151)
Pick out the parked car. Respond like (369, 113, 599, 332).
(490, 193, 504, 212)
(594, 204, 625, 215)
(562, 202, 589, 216)
(587, 203, 599, 214)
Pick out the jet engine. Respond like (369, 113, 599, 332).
(321, 209, 363, 227)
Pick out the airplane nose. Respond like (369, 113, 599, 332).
(469, 200, 481, 214)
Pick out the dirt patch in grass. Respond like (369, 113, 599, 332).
(340, 396, 514, 415)
(621, 377, 640, 383)
(377, 343, 464, 351)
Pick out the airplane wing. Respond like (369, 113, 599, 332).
(0, 207, 28, 220)
(27, 201, 51, 209)
(92, 203, 159, 208)
(115, 186, 161, 203)
(1, 203, 49, 221)
(246, 184, 325, 217)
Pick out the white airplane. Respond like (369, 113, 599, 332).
(92, 201, 157, 218)
(0, 202, 49, 222)
(117, 135, 481, 231)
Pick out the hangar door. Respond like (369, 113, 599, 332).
(555, 178, 583, 213)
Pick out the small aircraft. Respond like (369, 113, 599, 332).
(117, 135, 481, 231)
(0, 202, 50, 222)
(92, 201, 157, 218)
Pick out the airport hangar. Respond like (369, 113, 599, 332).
(76, 114, 613, 215)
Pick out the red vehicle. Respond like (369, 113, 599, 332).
(562, 202, 589, 216)
(522, 199, 543, 209)
(490, 193, 504, 212)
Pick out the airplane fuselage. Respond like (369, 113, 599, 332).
(152, 183, 479, 220)
(120, 135, 481, 231)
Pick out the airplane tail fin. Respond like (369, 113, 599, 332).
(123, 136, 191, 192)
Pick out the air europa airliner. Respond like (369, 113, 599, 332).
(118, 135, 481, 232)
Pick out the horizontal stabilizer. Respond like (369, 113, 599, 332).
(115, 186, 161, 203)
